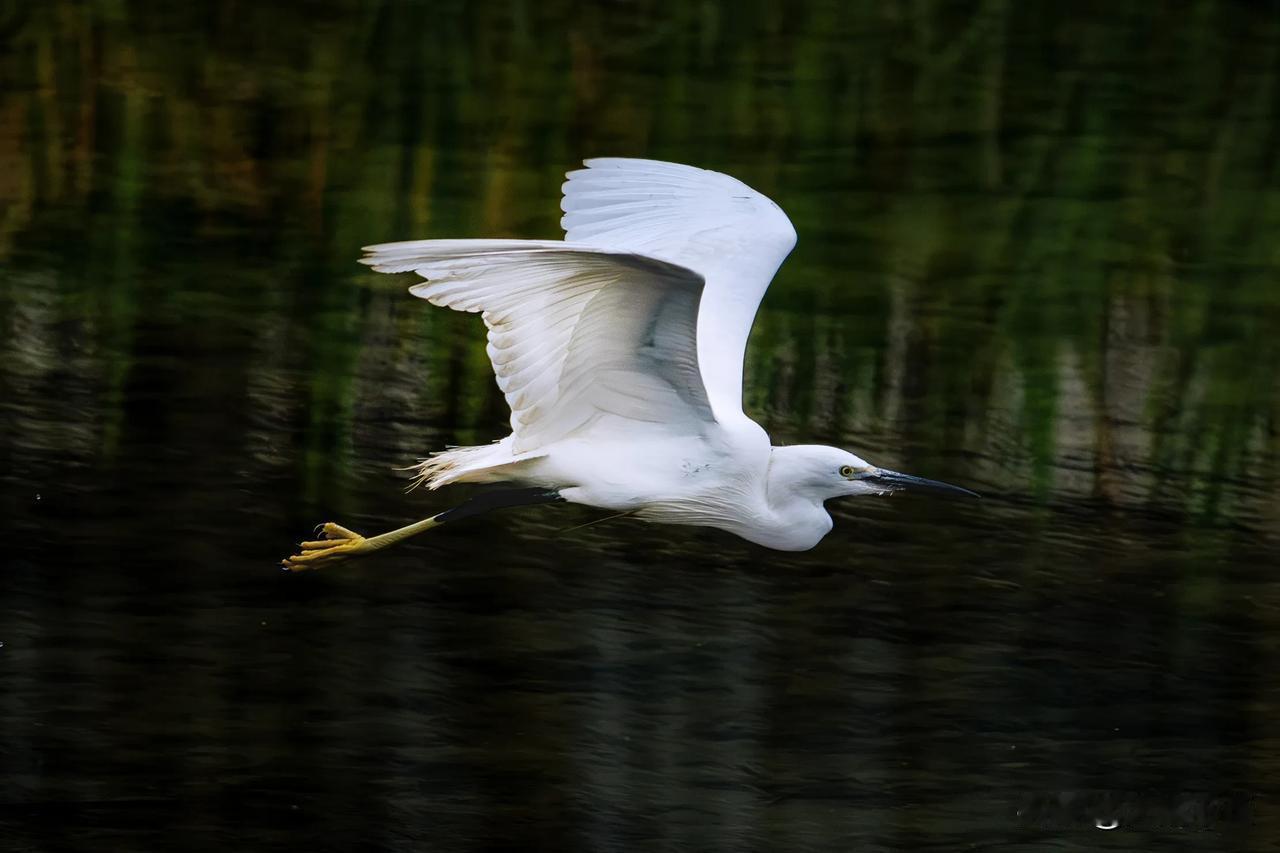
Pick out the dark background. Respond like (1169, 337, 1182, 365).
(2, 1, 1278, 850)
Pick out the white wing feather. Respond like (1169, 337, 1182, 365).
(562, 158, 797, 421)
(361, 239, 714, 454)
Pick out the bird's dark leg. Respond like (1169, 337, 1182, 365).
(283, 488, 563, 572)
(430, 488, 564, 523)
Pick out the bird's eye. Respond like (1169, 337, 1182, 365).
(839, 465, 855, 478)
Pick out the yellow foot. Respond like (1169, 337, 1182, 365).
(282, 522, 369, 572)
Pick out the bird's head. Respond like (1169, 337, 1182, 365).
(768, 445, 978, 504)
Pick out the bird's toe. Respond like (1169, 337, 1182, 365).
(282, 523, 368, 571)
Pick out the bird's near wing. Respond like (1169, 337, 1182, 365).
(561, 158, 797, 421)
(361, 240, 714, 454)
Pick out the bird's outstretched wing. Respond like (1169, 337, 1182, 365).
(561, 158, 797, 421)
(361, 240, 714, 454)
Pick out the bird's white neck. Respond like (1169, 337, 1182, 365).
(755, 446, 836, 550)
(764, 445, 836, 506)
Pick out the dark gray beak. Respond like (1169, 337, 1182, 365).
(869, 468, 980, 498)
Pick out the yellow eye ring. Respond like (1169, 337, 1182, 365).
(839, 465, 855, 478)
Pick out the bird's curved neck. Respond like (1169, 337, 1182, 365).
(757, 448, 834, 550)
(764, 446, 831, 511)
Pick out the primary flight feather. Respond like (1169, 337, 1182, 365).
(283, 158, 974, 570)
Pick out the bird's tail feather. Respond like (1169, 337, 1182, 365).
(406, 439, 543, 491)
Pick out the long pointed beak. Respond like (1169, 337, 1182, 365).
(868, 468, 980, 498)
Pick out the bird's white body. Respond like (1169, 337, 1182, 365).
(436, 417, 852, 551)
(357, 158, 970, 553)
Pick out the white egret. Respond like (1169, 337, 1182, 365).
(284, 158, 974, 570)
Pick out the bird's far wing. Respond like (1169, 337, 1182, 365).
(561, 158, 797, 420)
(361, 239, 714, 454)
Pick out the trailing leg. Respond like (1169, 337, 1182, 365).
(282, 488, 562, 572)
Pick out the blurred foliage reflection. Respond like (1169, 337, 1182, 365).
(3, 0, 1278, 527)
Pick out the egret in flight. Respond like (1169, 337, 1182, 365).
(284, 158, 974, 570)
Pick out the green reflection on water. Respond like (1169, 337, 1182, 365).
(1, 0, 1278, 528)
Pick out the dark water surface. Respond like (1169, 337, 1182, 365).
(3, 2, 1280, 850)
